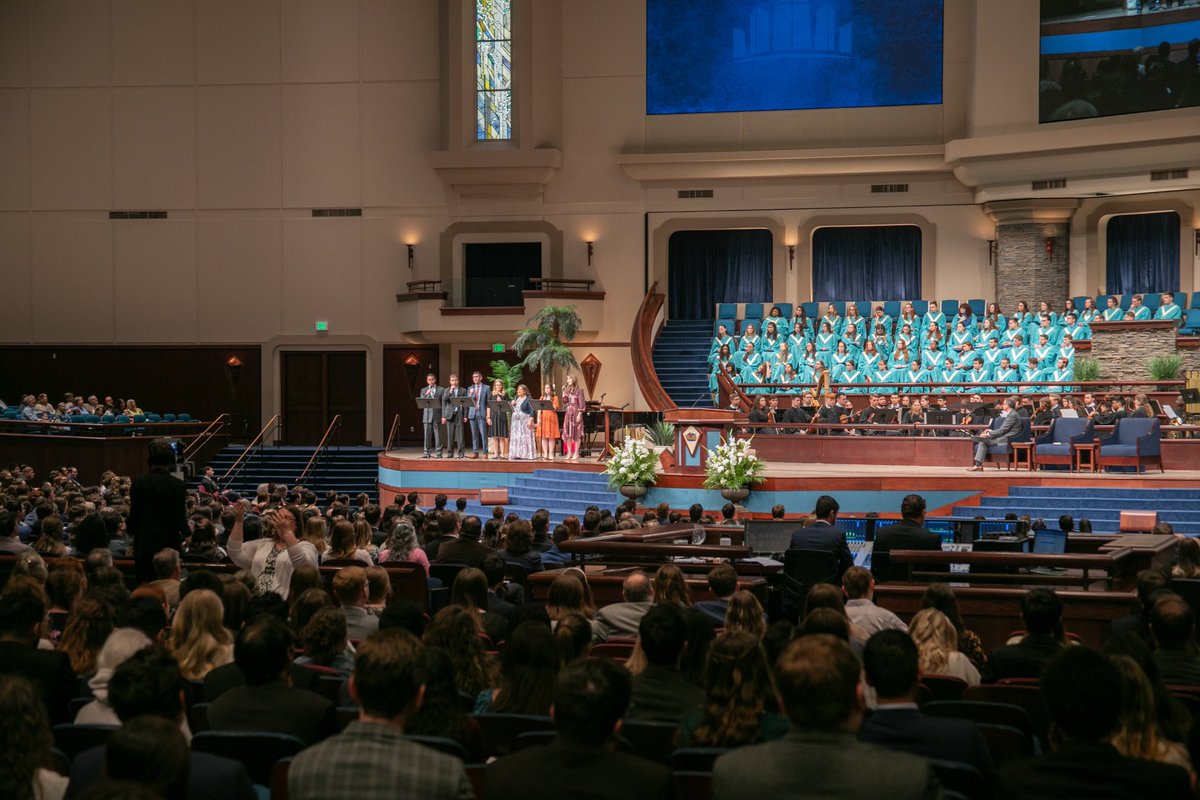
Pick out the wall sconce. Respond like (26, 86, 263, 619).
(787, 245, 795, 271)
(988, 239, 997, 266)
(1044, 237, 1055, 261)
(586, 241, 594, 266)
(407, 244, 415, 270)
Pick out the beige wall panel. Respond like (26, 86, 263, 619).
(30, 219, 113, 341)
(740, 108, 845, 150)
(197, 86, 282, 209)
(548, 77, 645, 204)
(562, 0, 643, 79)
(196, 0, 281, 85)
(362, 81, 448, 208)
(0, 0, 30, 87)
(197, 219, 283, 342)
(0, 90, 31, 210)
(112, 0, 195, 86)
(282, 84, 361, 208)
(282, 0, 360, 84)
(547, 211, 646, 338)
(970, 0, 1038, 137)
(362, 0, 439, 82)
(362, 217, 410, 342)
(842, 105, 945, 147)
(113, 221, 197, 341)
(30, 89, 112, 210)
(645, 113, 744, 153)
(113, 87, 196, 209)
(29, 0, 110, 87)
(281, 219, 362, 336)
(0, 216, 31, 341)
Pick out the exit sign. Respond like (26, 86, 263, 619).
(492, 343, 505, 353)
(315, 321, 329, 332)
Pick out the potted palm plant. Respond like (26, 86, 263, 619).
(514, 305, 581, 383)
(605, 438, 659, 499)
(703, 435, 766, 504)
(487, 360, 523, 397)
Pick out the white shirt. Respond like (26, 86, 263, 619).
(228, 537, 319, 600)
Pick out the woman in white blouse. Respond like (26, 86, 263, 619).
(227, 501, 319, 600)
(909, 607, 981, 686)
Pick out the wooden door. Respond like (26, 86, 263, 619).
(383, 346, 440, 447)
(281, 351, 367, 445)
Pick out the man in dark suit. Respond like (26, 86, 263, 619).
(420, 373, 445, 458)
(67, 646, 257, 800)
(1149, 593, 1200, 685)
(207, 616, 335, 745)
(997, 646, 1191, 799)
(441, 373, 468, 459)
(627, 604, 704, 721)
(713, 635, 937, 799)
(467, 370, 491, 459)
(128, 440, 189, 584)
(780, 393, 812, 433)
(485, 659, 673, 800)
(0, 593, 76, 724)
(871, 494, 941, 583)
(860, 630, 994, 781)
(435, 515, 493, 568)
(788, 495, 853, 578)
(968, 396, 1023, 471)
(422, 511, 459, 562)
(1109, 568, 1168, 642)
(984, 588, 1067, 682)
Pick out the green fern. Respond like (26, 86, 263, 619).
(487, 360, 522, 397)
(1072, 358, 1101, 382)
(1147, 354, 1184, 381)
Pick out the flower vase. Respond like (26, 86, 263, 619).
(720, 487, 750, 504)
(620, 484, 647, 500)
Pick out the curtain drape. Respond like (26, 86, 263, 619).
(811, 225, 922, 300)
(667, 229, 773, 319)
(1105, 212, 1180, 295)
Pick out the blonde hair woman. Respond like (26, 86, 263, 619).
(909, 608, 980, 686)
(724, 590, 767, 639)
(170, 589, 233, 680)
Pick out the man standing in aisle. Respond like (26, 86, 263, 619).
(421, 374, 445, 459)
(467, 371, 491, 459)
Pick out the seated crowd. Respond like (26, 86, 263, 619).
(9, 393, 153, 422)
(711, 293, 1185, 396)
(2, 464, 1200, 798)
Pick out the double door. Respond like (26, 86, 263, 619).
(281, 351, 366, 445)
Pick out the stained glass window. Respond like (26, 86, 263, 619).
(476, 0, 512, 140)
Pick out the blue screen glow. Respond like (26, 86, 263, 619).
(646, 0, 944, 115)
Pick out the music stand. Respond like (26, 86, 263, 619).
(446, 396, 472, 415)
(486, 399, 511, 420)
(530, 400, 557, 413)
(1182, 388, 1200, 404)
(925, 410, 954, 425)
(415, 397, 440, 413)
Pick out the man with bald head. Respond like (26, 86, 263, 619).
(593, 571, 654, 642)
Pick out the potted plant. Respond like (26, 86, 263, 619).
(514, 305, 582, 384)
(650, 419, 677, 469)
(487, 360, 523, 397)
(604, 437, 659, 500)
(702, 435, 766, 504)
(1147, 354, 1184, 384)
(1073, 357, 1101, 383)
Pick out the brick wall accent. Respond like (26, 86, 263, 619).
(994, 222, 1069, 314)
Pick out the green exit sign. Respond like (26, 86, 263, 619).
(315, 321, 329, 332)
(492, 343, 505, 353)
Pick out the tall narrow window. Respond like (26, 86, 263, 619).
(476, 0, 512, 140)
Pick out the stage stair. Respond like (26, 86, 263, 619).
(204, 444, 382, 504)
(460, 468, 623, 525)
(953, 485, 1200, 535)
(653, 319, 714, 408)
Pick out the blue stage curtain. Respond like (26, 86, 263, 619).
(811, 225, 921, 300)
(1105, 211, 1180, 294)
(668, 229, 773, 319)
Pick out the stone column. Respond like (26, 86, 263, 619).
(984, 200, 1079, 314)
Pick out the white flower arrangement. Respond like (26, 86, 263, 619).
(604, 437, 660, 490)
(702, 435, 767, 490)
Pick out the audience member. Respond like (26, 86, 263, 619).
(425, 606, 497, 697)
(59, 595, 114, 676)
(1108, 655, 1193, 776)
(677, 631, 787, 747)
(0, 674, 68, 800)
(593, 571, 654, 641)
(841, 566, 906, 636)
(724, 590, 767, 639)
(331, 567, 380, 641)
(102, 716, 190, 798)
(475, 621, 556, 715)
(921, 582, 987, 667)
(788, 495, 852, 577)
(651, 563, 692, 607)
(295, 607, 354, 678)
(227, 503, 319, 600)
(1149, 593, 1200, 685)
(627, 604, 704, 721)
(434, 515, 492, 567)
(553, 613, 593, 666)
(0, 593, 76, 723)
(450, 567, 508, 645)
(985, 588, 1067, 682)
(909, 608, 981, 686)
(402, 645, 486, 762)
(694, 563, 738, 626)
(170, 589, 234, 680)
(497, 519, 543, 573)
(75, 629, 153, 725)
(871, 494, 940, 583)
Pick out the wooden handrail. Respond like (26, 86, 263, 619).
(629, 281, 675, 412)
(384, 413, 402, 452)
(182, 413, 229, 459)
(297, 415, 341, 485)
(220, 414, 280, 483)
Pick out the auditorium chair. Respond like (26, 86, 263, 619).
(929, 759, 988, 800)
(774, 302, 793, 319)
(1169, 578, 1200, 618)
(982, 416, 1031, 470)
(188, 702, 210, 734)
(883, 300, 902, 317)
(513, 729, 556, 751)
(1142, 293, 1162, 311)
(713, 318, 735, 336)
(191, 730, 307, 785)
(742, 303, 764, 322)
(619, 719, 682, 763)
(52, 723, 117, 760)
(1179, 309, 1200, 335)
(918, 674, 968, 702)
(591, 637, 637, 662)
(800, 301, 819, 320)
(716, 303, 737, 320)
(670, 747, 732, 772)
(962, 685, 1049, 744)
(67, 695, 91, 718)
(673, 772, 714, 800)
(922, 700, 1035, 739)
(976, 723, 1036, 765)
(1096, 418, 1163, 473)
(404, 734, 469, 760)
(472, 713, 554, 757)
(1033, 417, 1094, 471)
(270, 758, 292, 800)
(429, 562, 468, 589)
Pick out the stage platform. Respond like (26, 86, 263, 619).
(378, 447, 1200, 518)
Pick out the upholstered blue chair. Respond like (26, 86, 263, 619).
(713, 319, 735, 336)
(967, 298, 985, 316)
(941, 299, 959, 318)
(884, 300, 902, 317)
(1097, 417, 1163, 473)
(742, 303, 764, 322)
(1034, 417, 1094, 471)
(162, 413, 177, 422)
(178, 413, 192, 422)
(983, 415, 1032, 470)
(1142, 293, 1162, 310)
(146, 413, 161, 423)
(774, 302, 794, 319)
(800, 301, 819, 319)
(716, 302, 737, 319)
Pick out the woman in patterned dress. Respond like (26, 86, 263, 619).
(536, 383, 561, 460)
(561, 375, 586, 461)
(508, 384, 537, 460)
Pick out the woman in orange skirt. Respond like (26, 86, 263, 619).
(536, 383, 561, 460)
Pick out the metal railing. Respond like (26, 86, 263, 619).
(297, 415, 342, 486)
(219, 414, 281, 490)
(182, 413, 229, 460)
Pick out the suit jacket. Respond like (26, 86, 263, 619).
(628, 664, 704, 722)
(983, 634, 1065, 682)
(288, 720, 474, 800)
(128, 468, 188, 583)
(485, 738, 672, 800)
(593, 600, 653, 641)
(420, 385, 445, 423)
(997, 741, 1190, 800)
(713, 728, 938, 800)
(693, 598, 730, 627)
(872, 521, 941, 583)
(207, 680, 336, 745)
(988, 411, 1024, 446)
(202, 660, 321, 703)
(789, 521, 853, 577)
(467, 383, 491, 421)
(67, 745, 257, 800)
(487, 591, 517, 620)
(442, 386, 467, 421)
(0, 640, 77, 724)
(435, 538, 495, 568)
(343, 605, 380, 641)
(860, 706, 994, 783)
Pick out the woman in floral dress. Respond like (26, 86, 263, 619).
(508, 384, 537, 460)
(561, 375, 586, 461)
